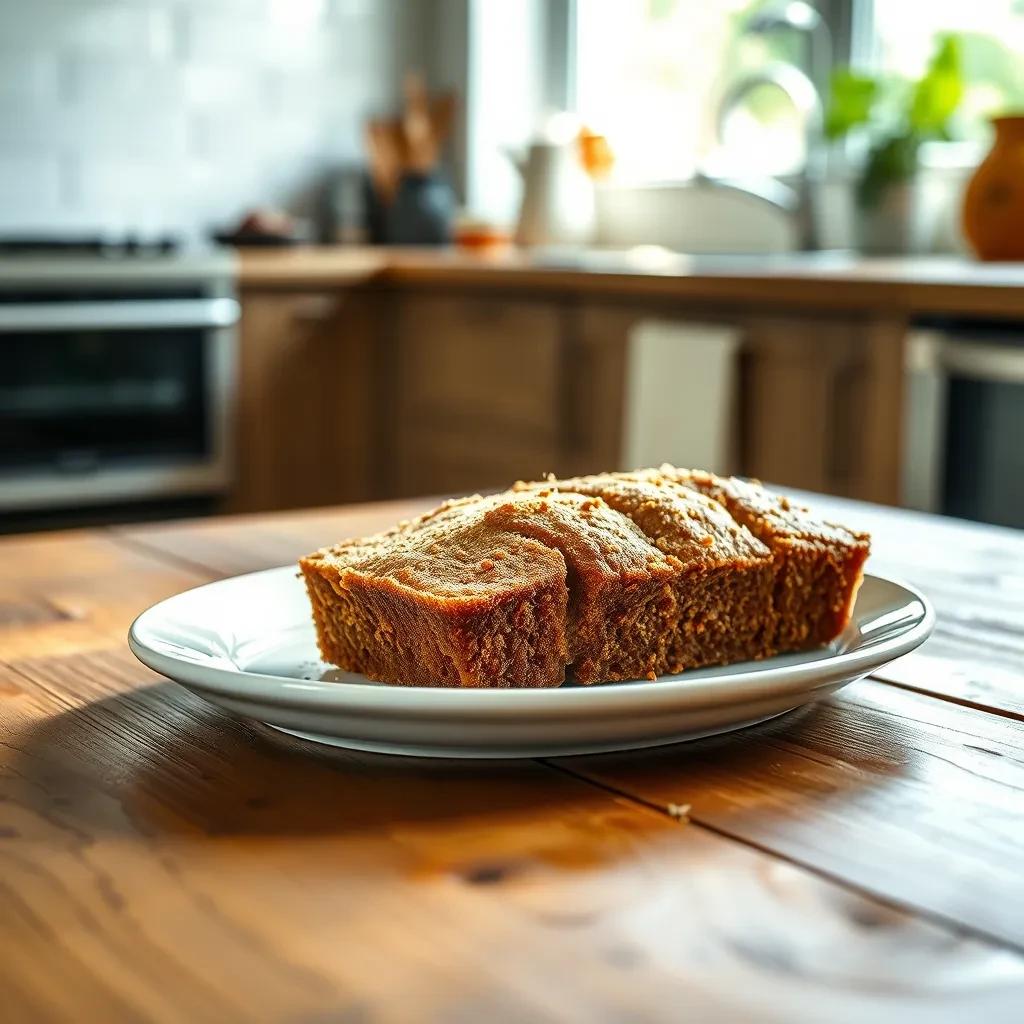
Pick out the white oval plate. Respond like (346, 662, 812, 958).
(128, 568, 934, 759)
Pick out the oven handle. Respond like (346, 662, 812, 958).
(935, 336, 1024, 385)
(0, 298, 240, 333)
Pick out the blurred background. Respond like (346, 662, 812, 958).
(2, 0, 1023, 533)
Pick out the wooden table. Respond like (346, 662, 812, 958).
(2, 494, 1023, 1023)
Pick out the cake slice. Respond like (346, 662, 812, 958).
(300, 467, 871, 687)
(513, 473, 776, 679)
(649, 467, 871, 653)
(478, 489, 678, 683)
(302, 488, 681, 687)
(301, 498, 571, 688)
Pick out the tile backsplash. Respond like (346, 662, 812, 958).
(0, 0, 426, 237)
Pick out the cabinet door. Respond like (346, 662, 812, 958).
(570, 303, 747, 478)
(230, 290, 375, 513)
(741, 314, 905, 503)
(390, 293, 565, 495)
(569, 303, 906, 505)
(563, 303, 633, 475)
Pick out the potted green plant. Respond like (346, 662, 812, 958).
(825, 35, 964, 254)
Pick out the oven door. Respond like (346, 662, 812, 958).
(0, 298, 238, 510)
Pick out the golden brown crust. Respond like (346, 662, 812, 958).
(652, 466, 872, 650)
(300, 467, 871, 687)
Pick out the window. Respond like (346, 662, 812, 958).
(868, 0, 1024, 142)
(571, 0, 1024, 183)
(573, 0, 816, 181)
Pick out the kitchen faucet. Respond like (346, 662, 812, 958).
(705, 0, 832, 251)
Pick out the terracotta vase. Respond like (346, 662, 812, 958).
(962, 115, 1024, 260)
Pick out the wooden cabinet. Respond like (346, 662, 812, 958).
(395, 294, 562, 434)
(566, 302, 907, 503)
(564, 303, 632, 473)
(232, 284, 907, 513)
(387, 293, 569, 495)
(229, 290, 375, 513)
(741, 315, 906, 503)
(385, 294, 641, 497)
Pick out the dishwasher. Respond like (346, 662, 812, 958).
(904, 320, 1024, 529)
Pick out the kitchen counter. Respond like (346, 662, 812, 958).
(239, 245, 1024, 318)
(2, 493, 1023, 1021)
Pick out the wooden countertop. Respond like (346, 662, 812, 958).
(3, 494, 1024, 1021)
(239, 245, 1024, 317)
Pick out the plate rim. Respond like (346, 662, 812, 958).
(127, 567, 935, 715)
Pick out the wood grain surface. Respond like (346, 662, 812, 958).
(3, 493, 1024, 1022)
(239, 246, 1024, 319)
(558, 682, 1024, 946)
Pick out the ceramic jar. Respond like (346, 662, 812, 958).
(963, 115, 1024, 260)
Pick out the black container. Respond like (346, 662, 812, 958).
(384, 171, 455, 245)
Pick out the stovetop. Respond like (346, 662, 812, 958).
(0, 234, 182, 257)
(0, 235, 236, 286)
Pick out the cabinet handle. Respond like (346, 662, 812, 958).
(292, 295, 340, 324)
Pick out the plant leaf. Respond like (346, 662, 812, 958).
(910, 34, 964, 134)
(647, 0, 677, 20)
(825, 69, 879, 139)
(857, 132, 920, 208)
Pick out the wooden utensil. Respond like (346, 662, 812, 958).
(365, 73, 457, 204)
(364, 118, 402, 206)
(402, 72, 435, 173)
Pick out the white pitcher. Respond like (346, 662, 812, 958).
(507, 140, 595, 247)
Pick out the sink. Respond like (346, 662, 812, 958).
(528, 244, 857, 276)
(594, 180, 801, 254)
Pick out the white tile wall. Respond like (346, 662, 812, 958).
(63, 55, 182, 107)
(0, 54, 59, 103)
(0, 0, 427, 236)
(0, 2, 175, 57)
(0, 154, 63, 210)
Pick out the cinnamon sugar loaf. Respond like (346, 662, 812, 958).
(299, 468, 870, 687)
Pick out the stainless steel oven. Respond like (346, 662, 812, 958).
(904, 322, 1024, 529)
(0, 251, 238, 513)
